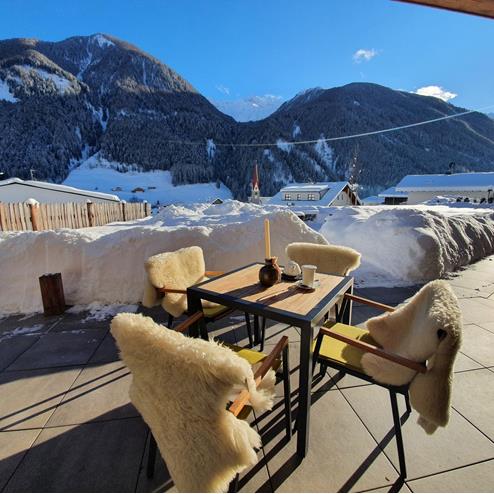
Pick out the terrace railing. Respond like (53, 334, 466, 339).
(0, 200, 151, 232)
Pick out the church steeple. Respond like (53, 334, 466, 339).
(249, 162, 261, 204)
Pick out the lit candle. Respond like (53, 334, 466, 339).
(264, 218, 271, 259)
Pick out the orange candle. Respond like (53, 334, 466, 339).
(264, 218, 271, 259)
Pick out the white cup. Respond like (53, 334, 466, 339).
(301, 264, 317, 287)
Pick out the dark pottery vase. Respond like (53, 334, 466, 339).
(259, 257, 282, 287)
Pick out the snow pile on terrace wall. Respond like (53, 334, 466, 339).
(319, 205, 494, 286)
(0, 201, 326, 315)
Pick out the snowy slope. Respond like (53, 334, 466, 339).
(63, 154, 233, 205)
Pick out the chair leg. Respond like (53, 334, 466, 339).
(147, 432, 158, 478)
(260, 317, 266, 352)
(282, 344, 292, 439)
(167, 314, 174, 328)
(389, 390, 407, 479)
(228, 473, 240, 492)
(405, 391, 411, 414)
(312, 332, 323, 374)
(244, 313, 254, 348)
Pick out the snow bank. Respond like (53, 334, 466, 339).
(319, 205, 494, 286)
(0, 201, 326, 315)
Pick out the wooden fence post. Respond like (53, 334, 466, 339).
(39, 273, 66, 315)
(86, 201, 95, 227)
(144, 201, 151, 217)
(121, 201, 127, 221)
(26, 199, 40, 231)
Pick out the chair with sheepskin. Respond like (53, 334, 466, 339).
(312, 280, 462, 479)
(142, 245, 255, 345)
(111, 311, 292, 493)
(253, 242, 362, 351)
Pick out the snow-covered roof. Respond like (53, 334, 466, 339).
(378, 186, 408, 198)
(396, 173, 494, 192)
(0, 178, 120, 202)
(268, 181, 353, 207)
(362, 195, 385, 205)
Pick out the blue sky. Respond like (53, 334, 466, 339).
(0, 0, 492, 110)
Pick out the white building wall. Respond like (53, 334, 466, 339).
(0, 183, 119, 204)
(407, 190, 490, 205)
(331, 191, 353, 205)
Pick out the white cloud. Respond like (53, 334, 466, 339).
(413, 85, 457, 102)
(215, 84, 230, 95)
(353, 48, 378, 63)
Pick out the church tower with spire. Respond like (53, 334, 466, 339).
(249, 162, 261, 205)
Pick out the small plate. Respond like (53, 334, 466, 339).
(296, 280, 320, 291)
(281, 272, 301, 281)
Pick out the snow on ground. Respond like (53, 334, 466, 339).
(0, 201, 326, 315)
(0, 79, 18, 102)
(317, 205, 494, 287)
(63, 153, 233, 205)
(67, 302, 138, 322)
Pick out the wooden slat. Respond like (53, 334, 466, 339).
(395, 0, 494, 19)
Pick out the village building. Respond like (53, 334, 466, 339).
(0, 177, 120, 204)
(395, 172, 494, 205)
(248, 162, 262, 205)
(378, 186, 408, 205)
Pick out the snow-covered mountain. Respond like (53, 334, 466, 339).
(1, 33, 494, 200)
(212, 95, 284, 121)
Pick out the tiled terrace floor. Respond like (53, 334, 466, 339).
(1, 257, 494, 492)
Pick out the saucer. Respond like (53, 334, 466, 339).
(296, 280, 320, 291)
(281, 272, 301, 281)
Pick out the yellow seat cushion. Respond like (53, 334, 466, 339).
(202, 304, 229, 319)
(225, 344, 281, 421)
(314, 322, 377, 373)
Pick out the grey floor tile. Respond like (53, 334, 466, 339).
(46, 361, 137, 427)
(458, 298, 494, 325)
(454, 352, 484, 372)
(6, 330, 106, 370)
(408, 459, 494, 492)
(451, 369, 494, 441)
(0, 314, 61, 335)
(461, 324, 494, 367)
(0, 429, 41, 491)
(476, 321, 494, 334)
(362, 481, 412, 492)
(88, 332, 120, 363)
(0, 334, 39, 372)
(4, 417, 147, 492)
(259, 389, 399, 492)
(341, 384, 494, 479)
(0, 367, 80, 431)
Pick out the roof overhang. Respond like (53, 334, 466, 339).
(395, 0, 494, 19)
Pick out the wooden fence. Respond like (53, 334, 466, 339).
(0, 201, 151, 232)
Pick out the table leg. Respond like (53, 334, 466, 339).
(187, 291, 207, 339)
(253, 315, 260, 346)
(297, 321, 314, 458)
(340, 284, 354, 325)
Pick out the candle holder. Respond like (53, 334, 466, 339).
(259, 257, 282, 287)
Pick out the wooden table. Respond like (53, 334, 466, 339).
(187, 262, 354, 458)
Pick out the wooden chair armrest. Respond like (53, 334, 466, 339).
(320, 327, 426, 374)
(229, 336, 289, 417)
(157, 287, 187, 295)
(204, 270, 224, 277)
(344, 293, 395, 312)
(173, 311, 204, 333)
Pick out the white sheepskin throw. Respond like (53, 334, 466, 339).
(361, 280, 462, 434)
(142, 246, 215, 317)
(110, 313, 276, 493)
(286, 242, 361, 276)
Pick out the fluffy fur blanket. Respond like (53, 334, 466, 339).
(142, 246, 216, 317)
(111, 313, 276, 493)
(361, 280, 462, 434)
(286, 242, 361, 276)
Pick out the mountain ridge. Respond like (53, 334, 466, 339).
(1, 33, 494, 199)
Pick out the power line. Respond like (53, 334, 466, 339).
(162, 103, 494, 148)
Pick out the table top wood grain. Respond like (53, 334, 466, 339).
(191, 263, 353, 324)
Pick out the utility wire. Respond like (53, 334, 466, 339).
(162, 103, 494, 148)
